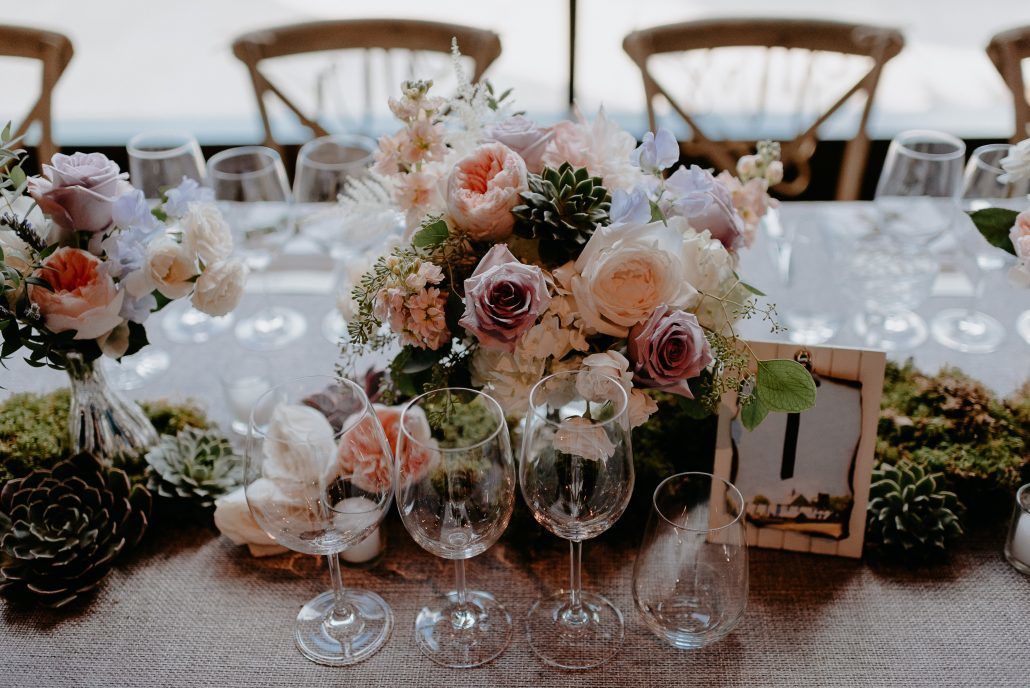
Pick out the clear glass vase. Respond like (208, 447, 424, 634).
(66, 352, 159, 461)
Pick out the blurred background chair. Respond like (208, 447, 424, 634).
(623, 19, 904, 200)
(232, 18, 502, 150)
(987, 25, 1030, 141)
(0, 24, 73, 164)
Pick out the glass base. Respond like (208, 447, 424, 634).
(101, 348, 171, 391)
(161, 302, 234, 344)
(294, 589, 392, 666)
(525, 590, 624, 670)
(1017, 310, 1030, 346)
(640, 596, 744, 650)
(931, 308, 1005, 353)
(321, 309, 349, 344)
(234, 306, 307, 351)
(783, 313, 839, 345)
(853, 310, 927, 351)
(414, 590, 512, 668)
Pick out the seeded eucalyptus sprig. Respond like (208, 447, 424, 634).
(512, 163, 611, 266)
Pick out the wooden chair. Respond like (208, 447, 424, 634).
(0, 24, 73, 164)
(987, 26, 1030, 141)
(232, 19, 502, 149)
(623, 19, 904, 199)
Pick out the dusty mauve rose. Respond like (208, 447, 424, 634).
(28, 247, 124, 340)
(484, 115, 553, 173)
(628, 305, 712, 398)
(28, 152, 133, 239)
(665, 165, 745, 251)
(446, 142, 527, 241)
(460, 244, 551, 351)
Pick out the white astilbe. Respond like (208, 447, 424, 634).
(441, 39, 513, 157)
(336, 171, 400, 241)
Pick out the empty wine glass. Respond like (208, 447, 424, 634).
(291, 134, 377, 342)
(207, 146, 306, 350)
(846, 233, 938, 351)
(520, 370, 634, 670)
(875, 130, 965, 246)
(395, 388, 516, 668)
(633, 472, 748, 650)
(243, 375, 394, 665)
(776, 216, 847, 345)
(931, 144, 1028, 353)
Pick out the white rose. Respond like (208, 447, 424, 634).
(262, 404, 338, 487)
(180, 202, 233, 264)
(553, 416, 617, 462)
(213, 484, 288, 557)
(191, 258, 247, 316)
(681, 228, 751, 332)
(470, 347, 546, 416)
(572, 218, 697, 336)
(0, 230, 32, 306)
(580, 352, 656, 428)
(627, 388, 659, 428)
(146, 236, 197, 299)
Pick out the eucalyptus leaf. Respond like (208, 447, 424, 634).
(968, 208, 1019, 256)
(412, 219, 449, 248)
(755, 359, 817, 413)
(740, 396, 770, 430)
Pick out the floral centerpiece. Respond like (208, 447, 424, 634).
(0, 125, 247, 460)
(339, 48, 816, 430)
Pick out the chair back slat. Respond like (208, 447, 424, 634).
(624, 19, 903, 199)
(232, 19, 501, 149)
(0, 24, 73, 163)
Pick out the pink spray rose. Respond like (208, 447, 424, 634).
(627, 305, 712, 398)
(28, 247, 124, 340)
(484, 115, 553, 174)
(460, 244, 551, 352)
(28, 152, 133, 239)
(446, 142, 527, 241)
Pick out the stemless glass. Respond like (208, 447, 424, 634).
(633, 472, 748, 650)
(243, 375, 394, 665)
(292, 134, 376, 342)
(395, 388, 516, 668)
(520, 370, 634, 670)
(207, 146, 306, 350)
(776, 216, 846, 345)
(875, 130, 965, 245)
(931, 144, 1028, 353)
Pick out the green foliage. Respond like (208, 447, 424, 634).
(0, 389, 211, 486)
(512, 163, 611, 266)
(866, 461, 964, 560)
(412, 218, 450, 248)
(877, 360, 1028, 521)
(740, 359, 818, 430)
(968, 208, 1019, 256)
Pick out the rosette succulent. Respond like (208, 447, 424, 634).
(0, 453, 151, 608)
(867, 461, 964, 559)
(144, 428, 241, 508)
(512, 163, 611, 264)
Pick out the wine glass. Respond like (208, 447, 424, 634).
(243, 375, 394, 665)
(395, 388, 516, 668)
(520, 370, 634, 670)
(291, 134, 377, 342)
(633, 472, 748, 649)
(875, 129, 965, 245)
(931, 144, 1029, 353)
(207, 146, 307, 350)
(776, 215, 847, 345)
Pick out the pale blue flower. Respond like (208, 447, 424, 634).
(164, 177, 214, 218)
(664, 165, 743, 250)
(610, 187, 652, 225)
(112, 189, 160, 232)
(631, 128, 678, 174)
(119, 290, 157, 324)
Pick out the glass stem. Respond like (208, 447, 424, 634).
(454, 558, 468, 607)
(569, 540, 583, 612)
(326, 552, 357, 628)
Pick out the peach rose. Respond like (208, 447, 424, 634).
(446, 142, 527, 241)
(337, 404, 435, 492)
(28, 247, 124, 340)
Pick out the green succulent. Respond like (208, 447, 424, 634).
(512, 163, 611, 265)
(867, 461, 964, 559)
(0, 452, 151, 608)
(144, 428, 241, 508)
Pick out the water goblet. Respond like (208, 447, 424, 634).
(633, 472, 748, 649)
(207, 146, 306, 350)
(931, 144, 1028, 353)
(776, 216, 847, 345)
(520, 370, 634, 670)
(243, 375, 394, 665)
(395, 388, 516, 668)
